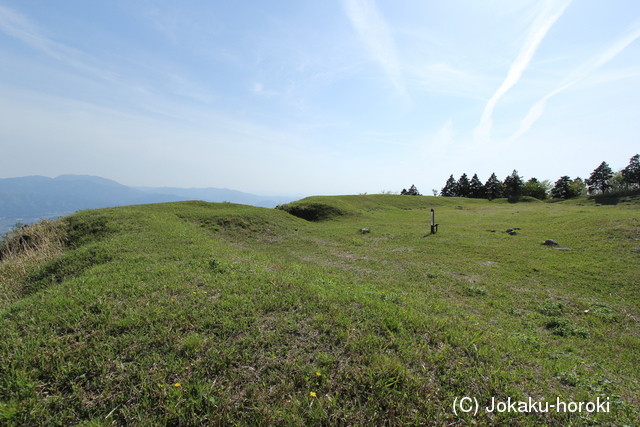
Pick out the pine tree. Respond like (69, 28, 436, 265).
(441, 175, 458, 197)
(456, 173, 471, 197)
(503, 170, 523, 200)
(621, 154, 640, 187)
(469, 174, 485, 199)
(402, 184, 420, 196)
(484, 173, 501, 200)
(551, 176, 576, 199)
(586, 161, 614, 194)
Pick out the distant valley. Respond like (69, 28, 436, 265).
(0, 175, 298, 233)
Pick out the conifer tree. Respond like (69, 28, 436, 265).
(621, 154, 640, 187)
(403, 184, 420, 195)
(456, 173, 471, 197)
(551, 176, 576, 199)
(586, 161, 614, 194)
(469, 174, 485, 199)
(503, 170, 524, 199)
(484, 173, 501, 200)
(441, 175, 458, 197)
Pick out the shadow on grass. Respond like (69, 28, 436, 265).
(592, 196, 620, 205)
(589, 188, 640, 206)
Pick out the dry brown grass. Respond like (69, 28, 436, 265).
(0, 218, 67, 307)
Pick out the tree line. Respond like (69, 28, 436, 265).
(401, 154, 640, 200)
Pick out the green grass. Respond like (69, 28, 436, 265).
(0, 195, 639, 426)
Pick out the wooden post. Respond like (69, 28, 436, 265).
(430, 208, 437, 234)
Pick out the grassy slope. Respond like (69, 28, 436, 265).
(0, 196, 639, 426)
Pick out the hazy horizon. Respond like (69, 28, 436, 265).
(0, 173, 310, 198)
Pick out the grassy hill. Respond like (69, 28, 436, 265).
(1, 195, 639, 426)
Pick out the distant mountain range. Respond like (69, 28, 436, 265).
(0, 175, 298, 233)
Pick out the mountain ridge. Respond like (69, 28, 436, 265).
(0, 175, 298, 233)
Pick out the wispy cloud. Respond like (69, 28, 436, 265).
(0, 5, 220, 107)
(0, 5, 61, 58)
(475, 0, 572, 141)
(342, 0, 406, 96)
(510, 17, 640, 141)
(0, 5, 116, 82)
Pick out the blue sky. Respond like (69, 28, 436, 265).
(1, 0, 639, 196)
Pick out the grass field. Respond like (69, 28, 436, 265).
(1, 194, 638, 426)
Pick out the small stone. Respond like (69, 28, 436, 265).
(543, 239, 559, 246)
(359, 228, 370, 234)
